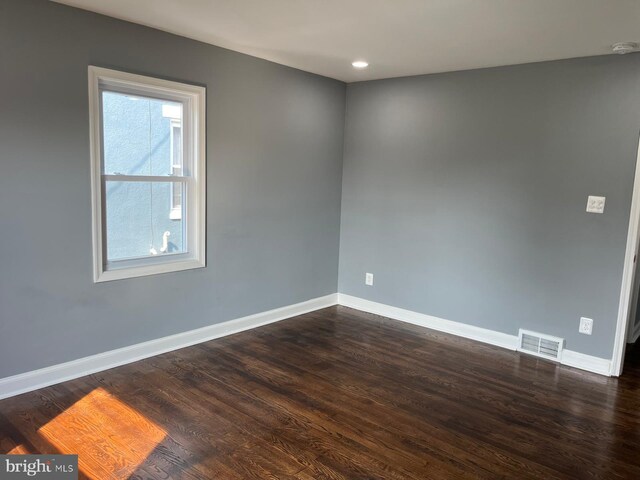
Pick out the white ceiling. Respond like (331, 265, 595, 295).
(53, 0, 640, 82)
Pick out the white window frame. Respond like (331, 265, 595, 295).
(88, 66, 206, 282)
(169, 118, 183, 220)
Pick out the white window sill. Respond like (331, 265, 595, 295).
(94, 258, 205, 283)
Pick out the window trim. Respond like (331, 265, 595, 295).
(88, 66, 206, 282)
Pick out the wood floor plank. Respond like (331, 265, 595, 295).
(1, 305, 639, 479)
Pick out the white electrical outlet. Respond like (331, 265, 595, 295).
(365, 272, 374, 286)
(586, 196, 605, 214)
(579, 317, 593, 335)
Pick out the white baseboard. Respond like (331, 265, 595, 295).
(0, 291, 614, 400)
(0, 293, 338, 400)
(337, 294, 612, 376)
(561, 350, 611, 376)
(337, 294, 518, 351)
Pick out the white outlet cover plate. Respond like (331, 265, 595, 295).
(579, 317, 593, 335)
(586, 195, 605, 214)
(365, 273, 374, 286)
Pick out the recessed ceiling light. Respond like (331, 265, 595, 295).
(612, 42, 638, 54)
(352, 60, 369, 69)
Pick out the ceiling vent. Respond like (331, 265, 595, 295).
(517, 329, 564, 362)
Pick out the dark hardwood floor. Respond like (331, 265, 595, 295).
(1, 306, 639, 479)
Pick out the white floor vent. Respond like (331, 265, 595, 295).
(517, 329, 564, 362)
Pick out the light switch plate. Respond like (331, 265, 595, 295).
(586, 195, 605, 214)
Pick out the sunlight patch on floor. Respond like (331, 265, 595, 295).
(7, 444, 30, 454)
(37, 387, 166, 479)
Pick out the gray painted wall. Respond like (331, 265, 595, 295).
(2, 0, 640, 378)
(339, 55, 640, 359)
(0, 0, 345, 378)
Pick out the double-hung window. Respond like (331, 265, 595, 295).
(89, 67, 206, 282)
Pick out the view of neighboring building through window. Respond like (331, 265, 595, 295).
(169, 116, 183, 220)
(89, 67, 206, 282)
(102, 93, 185, 260)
